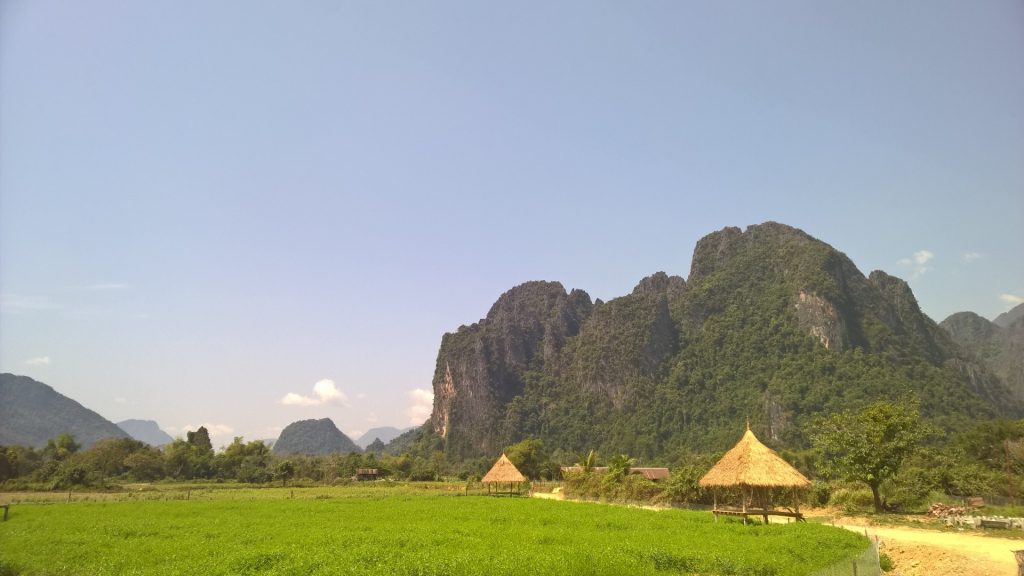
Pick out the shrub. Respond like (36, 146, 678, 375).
(808, 481, 831, 506)
(828, 487, 875, 513)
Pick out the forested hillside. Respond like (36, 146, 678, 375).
(0, 374, 131, 448)
(426, 223, 1020, 461)
(942, 307, 1024, 401)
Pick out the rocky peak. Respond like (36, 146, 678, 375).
(941, 311, 1000, 343)
(430, 280, 592, 457)
(868, 270, 924, 323)
(995, 303, 1024, 329)
(632, 272, 686, 298)
(272, 418, 360, 455)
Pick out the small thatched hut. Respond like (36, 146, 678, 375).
(481, 453, 527, 495)
(699, 425, 810, 523)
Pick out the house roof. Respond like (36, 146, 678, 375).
(482, 453, 526, 483)
(699, 428, 810, 489)
(560, 466, 670, 480)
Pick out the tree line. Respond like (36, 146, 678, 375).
(4, 406, 1024, 516)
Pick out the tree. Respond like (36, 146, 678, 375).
(276, 460, 295, 486)
(504, 438, 550, 480)
(576, 450, 598, 472)
(607, 454, 635, 477)
(809, 401, 928, 512)
(163, 439, 196, 479)
(43, 433, 80, 461)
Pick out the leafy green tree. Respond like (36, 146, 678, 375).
(78, 438, 147, 481)
(163, 439, 197, 479)
(276, 460, 295, 486)
(214, 437, 272, 482)
(43, 433, 80, 461)
(809, 401, 929, 512)
(123, 448, 165, 481)
(504, 438, 550, 480)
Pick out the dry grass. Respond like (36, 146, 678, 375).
(700, 429, 811, 489)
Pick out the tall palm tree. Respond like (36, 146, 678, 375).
(576, 450, 598, 472)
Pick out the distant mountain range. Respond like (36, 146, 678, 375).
(355, 426, 413, 449)
(941, 303, 1024, 402)
(994, 303, 1024, 329)
(117, 419, 174, 446)
(272, 418, 361, 455)
(0, 373, 131, 448)
(426, 222, 1022, 460)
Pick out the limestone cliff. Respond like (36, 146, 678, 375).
(427, 223, 1022, 459)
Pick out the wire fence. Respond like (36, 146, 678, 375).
(808, 539, 881, 576)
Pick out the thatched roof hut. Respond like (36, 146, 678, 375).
(699, 427, 810, 489)
(700, 426, 810, 523)
(482, 453, 526, 483)
(482, 453, 526, 495)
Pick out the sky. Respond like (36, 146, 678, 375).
(1, 1, 1022, 448)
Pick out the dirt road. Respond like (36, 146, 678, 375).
(835, 521, 1021, 576)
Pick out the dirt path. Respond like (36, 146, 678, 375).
(834, 521, 1021, 576)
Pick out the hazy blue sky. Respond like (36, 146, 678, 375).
(2, 1, 1022, 447)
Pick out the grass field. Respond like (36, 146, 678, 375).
(0, 485, 869, 576)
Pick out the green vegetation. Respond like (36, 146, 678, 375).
(432, 224, 1018, 466)
(0, 485, 869, 576)
(810, 401, 929, 512)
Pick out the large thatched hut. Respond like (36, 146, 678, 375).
(699, 425, 811, 523)
(481, 453, 527, 495)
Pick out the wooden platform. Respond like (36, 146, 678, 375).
(712, 507, 805, 523)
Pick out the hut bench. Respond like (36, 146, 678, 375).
(711, 507, 805, 524)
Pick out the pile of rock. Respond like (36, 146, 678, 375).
(927, 502, 968, 518)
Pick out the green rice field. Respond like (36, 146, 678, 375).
(0, 485, 868, 576)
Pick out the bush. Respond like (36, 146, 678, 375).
(808, 481, 831, 506)
(662, 465, 706, 504)
(879, 552, 894, 572)
(828, 487, 875, 513)
(882, 466, 936, 512)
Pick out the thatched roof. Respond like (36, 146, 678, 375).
(482, 453, 526, 483)
(699, 428, 811, 489)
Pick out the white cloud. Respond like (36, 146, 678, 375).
(280, 379, 350, 407)
(1, 294, 60, 314)
(1001, 294, 1024, 308)
(405, 388, 434, 425)
(962, 252, 982, 264)
(23, 356, 51, 366)
(365, 412, 379, 424)
(356, 393, 367, 400)
(898, 250, 934, 278)
(114, 396, 129, 405)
